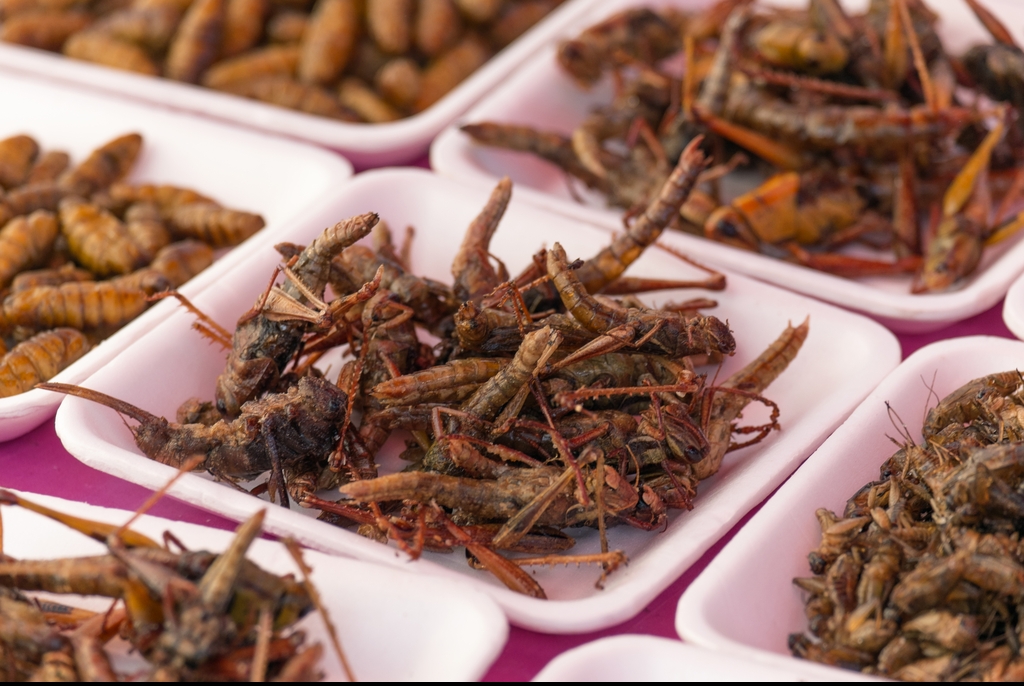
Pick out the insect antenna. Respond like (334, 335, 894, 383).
(283, 538, 356, 682)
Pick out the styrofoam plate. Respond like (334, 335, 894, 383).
(1002, 271, 1024, 341)
(53, 168, 900, 633)
(0, 0, 599, 167)
(431, 0, 1024, 332)
(0, 490, 507, 680)
(533, 635, 796, 681)
(676, 335, 1024, 680)
(0, 70, 353, 443)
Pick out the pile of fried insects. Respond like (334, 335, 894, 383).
(42, 139, 806, 599)
(0, 132, 264, 398)
(791, 371, 1024, 680)
(463, 0, 1024, 293)
(0, 0, 566, 122)
(0, 488, 349, 681)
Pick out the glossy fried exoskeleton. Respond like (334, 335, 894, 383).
(59, 197, 148, 277)
(0, 134, 38, 189)
(59, 133, 143, 197)
(165, 202, 266, 248)
(164, 0, 225, 83)
(0, 279, 151, 334)
(0, 327, 89, 398)
(61, 30, 160, 75)
(298, 0, 358, 85)
(0, 210, 59, 288)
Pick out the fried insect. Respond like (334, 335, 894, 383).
(0, 0, 562, 124)
(0, 328, 89, 397)
(0, 210, 59, 289)
(0, 279, 151, 335)
(298, 0, 358, 85)
(165, 0, 225, 83)
(790, 371, 1024, 680)
(413, 34, 490, 111)
(0, 10, 91, 51)
(221, 0, 268, 58)
(62, 30, 161, 75)
(47, 375, 345, 481)
(0, 134, 38, 189)
(202, 44, 301, 88)
(59, 133, 142, 198)
(215, 212, 377, 416)
(59, 197, 148, 277)
(165, 202, 266, 248)
(460, 0, 1024, 294)
(0, 491, 337, 680)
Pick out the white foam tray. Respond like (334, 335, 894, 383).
(0, 70, 353, 443)
(533, 635, 796, 681)
(0, 0, 600, 167)
(1002, 270, 1024, 341)
(54, 168, 900, 633)
(676, 335, 1024, 680)
(0, 490, 507, 680)
(431, 0, 1024, 332)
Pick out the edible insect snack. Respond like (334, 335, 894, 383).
(462, 0, 1024, 293)
(0, 132, 264, 396)
(0, 0, 567, 122)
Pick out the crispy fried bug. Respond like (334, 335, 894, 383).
(2, 181, 65, 216)
(10, 263, 93, 292)
(267, 10, 308, 44)
(146, 239, 215, 288)
(366, 0, 412, 55)
(0, 328, 89, 397)
(41, 375, 346, 484)
(165, 202, 266, 248)
(451, 176, 510, 302)
(415, 0, 462, 58)
(202, 44, 301, 88)
(124, 202, 172, 261)
(0, 10, 91, 51)
(374, 57, 421, 108)
(693, 317, 808, 480)
(488, 0, 556, 49)
(215, 212, 377, 416)
(217, 75, 358, 119)
(87, 5, 182, 52)
(0, 210, 59, 289)
(546, 242, 735, 360)
(556, 7, 681, 86)
(413, 33, 490, 112)
(58, 196, 148, 277)
(0, 278, 151, 334)
(62, 31, 161, 76)
(371, 357, 509, 407)
(59, 133, 142, 198)
(165, 0, 225, 83)
(221, 0, 268, 58)
(298, 0, 358, 85)
(25, 150, 69, 185)
(108, 182, 215, 212)
(0, 134, 38, 189)
(338, 77, 401, 122)
(454, 0, 503, 23)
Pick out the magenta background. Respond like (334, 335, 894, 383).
(0, 295, 1013, 680)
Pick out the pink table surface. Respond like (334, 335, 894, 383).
(0, 297, 1013, 681)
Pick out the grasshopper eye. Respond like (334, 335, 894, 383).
(684, 445, 705, 464)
